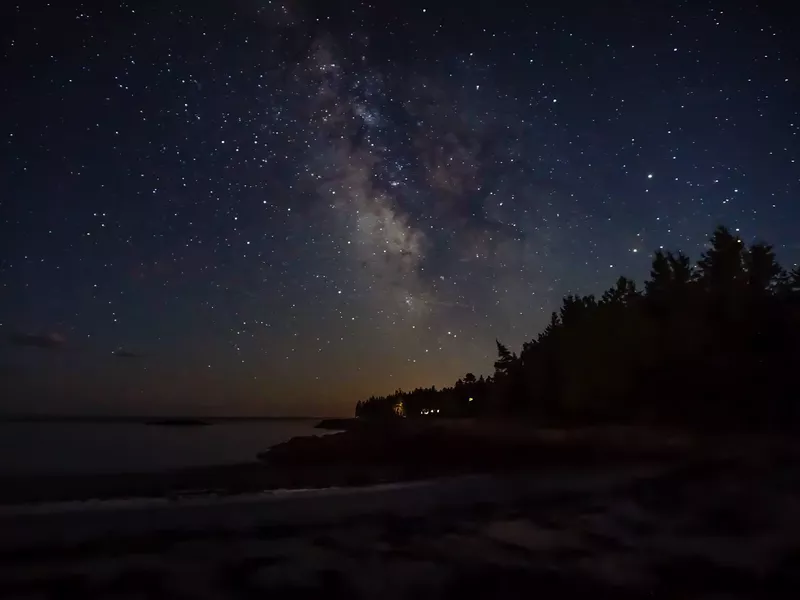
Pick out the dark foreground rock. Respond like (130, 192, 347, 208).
(262, 420, 689, 473)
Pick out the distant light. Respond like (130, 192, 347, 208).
(469, 397, 474, 402)
(647, 173, 653, 179)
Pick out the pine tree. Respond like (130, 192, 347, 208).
(493, 340, 517, 377)
(697, 226, 746, 292)
(602, 276, 639, 305)
(745, 242, 783, 295)
(667, 251, 693, 286)
(645, 250, 672, 299)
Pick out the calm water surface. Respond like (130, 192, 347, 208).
(0, 420, 327, 475)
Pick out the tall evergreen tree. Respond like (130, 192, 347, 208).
(697, 226, 746, 292)
(602, 276, 639, 305)
(493, 340, 517, 377)
(645, 250, 672, 298)
(745, 242, 782, 295)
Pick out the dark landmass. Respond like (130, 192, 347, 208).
(145, 418, 211, 427)
(261, 419, 800, 479)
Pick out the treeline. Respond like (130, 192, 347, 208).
(355, 226, 800, 429)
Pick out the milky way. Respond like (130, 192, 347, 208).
(1, 0, 798, 415)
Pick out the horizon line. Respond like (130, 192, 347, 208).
(0, 414, 341, 422)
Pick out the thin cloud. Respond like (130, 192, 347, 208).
(8, 332, 66, 350)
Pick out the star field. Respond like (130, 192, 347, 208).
(1, 0, 798, 415)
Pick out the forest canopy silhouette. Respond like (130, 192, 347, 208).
(356, 226, 800, 429)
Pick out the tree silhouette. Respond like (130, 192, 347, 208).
(745, 242, 783, 295)
(697, 226, 746, 290)
(355, 225, 800, 429)
(697, 226, 747, 326)
(493, 341, 517, 377)
(601, 276, 639, 306)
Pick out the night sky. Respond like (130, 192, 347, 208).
(2, 1, 798, 416)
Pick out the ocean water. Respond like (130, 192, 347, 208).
(0, 419, 327, 475)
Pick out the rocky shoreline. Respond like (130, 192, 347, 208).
(0, 419, 795, 506)
(2, 422, 800, 598)
(2, 443, 799, 599)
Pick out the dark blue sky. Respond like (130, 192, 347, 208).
(2, 0, 798, 415)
